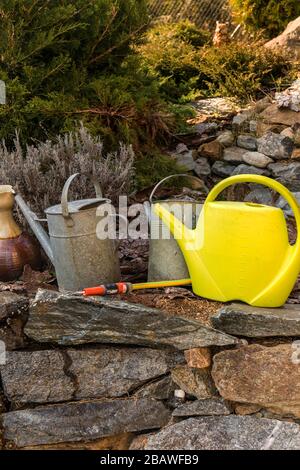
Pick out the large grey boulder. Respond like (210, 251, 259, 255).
(25, 290, 238, 350)
(2, 398, 170, 448)
(145, 416, 300, 450)
(192, 97, 239, 116)
(0, 347, 184, 404)
(211, 303, 300, 337)
(265, 16, 300, 60)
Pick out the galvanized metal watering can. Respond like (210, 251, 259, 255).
(145, 174, 204, 281)
(16, 173, 120, 291)
(155, 174, 300, 307)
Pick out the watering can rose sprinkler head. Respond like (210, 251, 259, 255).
(155, 174, 300, 308)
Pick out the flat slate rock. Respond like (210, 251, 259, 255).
(212, 303, 300, 337)
(0, 292, 28, 322)
(0, 292, 29, 350)
(145, 416, 300, 450)
(2, 398, 170, 448)
(0, 347, 184, 404)
(134, 376, 176, 400)
(172, 398, 231, 417)
(212, 344, 300, 418)
(1, 350, 73, 403)
(171, 365, 216, 399)
(25, 290, 237, 350)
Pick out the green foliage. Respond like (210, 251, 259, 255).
(169, 103, 196, 133)
(138, 20, 295, 103)
(135, 151, 184, 190)
(229, 0, 300, 39)
(71, 67, 178, 150)
(1, 2, 296, 194)
(171, 20, 211, 48)
(0, 2, 198, 191)
(0, 0, 161, 147)
(197, 43, 294, 101)
(136, 20, 209, 101)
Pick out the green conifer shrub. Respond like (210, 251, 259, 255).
(138, 20, 295, 103)
(0, 0, 178, 149)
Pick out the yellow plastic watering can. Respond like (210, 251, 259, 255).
(155, 174, 300, 307)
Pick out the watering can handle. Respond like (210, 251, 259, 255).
(149, 174, 204, 204)
(61, 173, 103, 219)
(205, 174, 300, 233)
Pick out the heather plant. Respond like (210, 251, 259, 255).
(0, 126, 135, 214)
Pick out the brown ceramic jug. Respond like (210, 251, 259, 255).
(0, 185, 41, 281)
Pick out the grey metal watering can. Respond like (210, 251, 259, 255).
(15, 173, 120, 292)
(145, 174, 204, 281)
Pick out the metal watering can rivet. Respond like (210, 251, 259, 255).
(155, 174, 300, 308)
(145, 174, 204, 282)
(15, 173, 120, 292)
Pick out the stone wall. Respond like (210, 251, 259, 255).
(173, 80, 300, 204)
(1, 289, 300, 450)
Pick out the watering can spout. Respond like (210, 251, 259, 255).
(15, 194, 55, 265)
(154, 203, 196, 252)
(15, 173, 120, 292)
